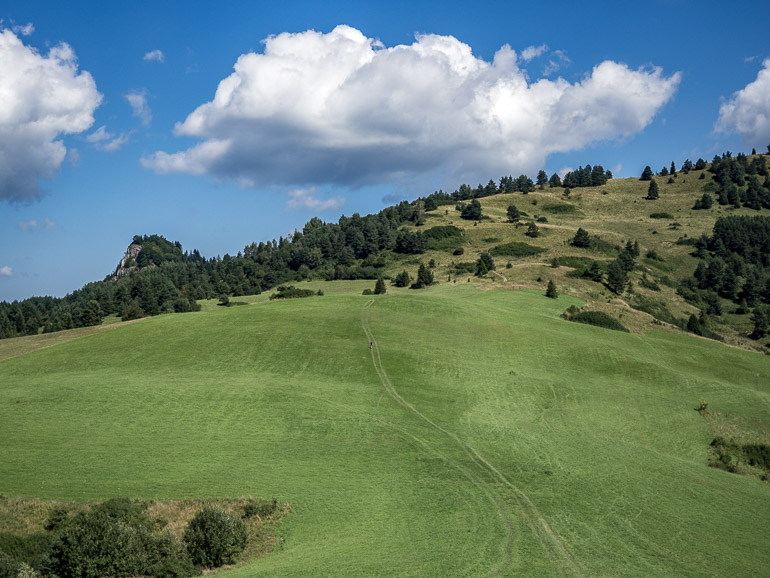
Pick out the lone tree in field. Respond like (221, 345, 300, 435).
(374, 277, 387, 295)
(640, 165, 653, 180)
(526, 222, 540, 238)
(571, 227, 591, 248)
(506, 205, 520, 223)
(646, 179, 660, 200)
(546, 280, 558, 299)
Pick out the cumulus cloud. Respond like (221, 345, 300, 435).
(87, 125, 130, 151)
(715, 58, 770, 144)
(0, 266, 12, 277)
(143, 49, 165, 62)
(286, 188, 345, 211)
(0, 29, 101, 202)
(143, 25, 680, 189)
(126, 90, 151, 126)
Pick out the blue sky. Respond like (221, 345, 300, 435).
(1, 0, 769, 302)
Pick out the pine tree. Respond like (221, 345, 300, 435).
(640, 166, 653, 181)
(546, 280, 558, 299)
(571, 227, 591, 248)
(506, 205, 520, 223)
(606, 260, 627, 294)
(374, 277, 387, 294)
(646, 179, 659, 200)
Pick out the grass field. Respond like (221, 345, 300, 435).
(1, 283, 769, 576)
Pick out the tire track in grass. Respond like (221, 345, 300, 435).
(362, 300, 581, 576)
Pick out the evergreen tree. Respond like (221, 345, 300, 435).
(571, 228, 591, 248)
(506, 205, 520, 223)
(549, 172, 562, 188)
(374, 277, 387, 294)
(640, 166, 653, 181)
(394, 270, 411, 287)
(546, 280, 558, 299)
(536, 170, 548, 188)
(670, 161, 676, 175)
(751, 306, 769, 339)
(606, 260, 628, 294)
(646, 179, 659, 200)
(460, 199, 483, 220)
(81, 300, 103, 327)
(411, 264, 434, 289)
(526, 222, 540, 238)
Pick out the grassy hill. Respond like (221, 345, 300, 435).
(387, 160, 770, 350)
(1, 281, 769, 575)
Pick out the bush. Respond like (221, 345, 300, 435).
(269, 286, 317, 300)
(541, 203, 576, 214)
(649, 212, 674, 219)
(48, 505, 196, 578)
(452, 247, 464, 256)
(567, 311, 629, 332)
(184, 507, 247, 569)
(489, 242, 545, 258)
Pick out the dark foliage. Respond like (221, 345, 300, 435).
(269, 286, 318, 300)
(560, 164, 611, 188)
(563, 308, 629, 332)
(571, 228, 591, 248)
(489, 242, 545, 258)
(183, 507, 247, 569)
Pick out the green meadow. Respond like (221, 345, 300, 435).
(1, 283, 769, 576)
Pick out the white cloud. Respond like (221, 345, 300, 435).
(521, 44, 547, 62)
(715, 58, 770, 144)
(143, 25, 680, 189)
(44, 217, 56, 229)
(0, 29, 101, 202)
(18, 219, 37, 231)
(286, 188, 345, 211)
(544, 50, 570, 76)
(87, 125, 130, 151)
(0, 266, 13, 277)
(126, 90, 151, 126)
(12, 23, 34, 37)
(143, 49, 165, 63)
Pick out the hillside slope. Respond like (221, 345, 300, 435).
(1, 283, 768, 575)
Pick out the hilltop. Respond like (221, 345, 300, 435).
(3, 150, 770, 351)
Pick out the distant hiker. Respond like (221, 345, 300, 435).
(369, 341, 373, 349)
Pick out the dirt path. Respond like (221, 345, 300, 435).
(490, 270, 508, 283)
(361, 300, 581, 576)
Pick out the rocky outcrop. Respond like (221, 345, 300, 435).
(113, 243, 142, 279)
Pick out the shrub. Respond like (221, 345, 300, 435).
(452, 247, 464, 256)
(269, 286, 317, 300)
(649, 212, 674, 219)
(184, 507, 247, 569)
(567, 311, 629, 332)
(542, 203, 576, 214)
(489, 242, 545, 258)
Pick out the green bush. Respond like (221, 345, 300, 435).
(649, 212, 674, 219)
(184, 507, 247, 569)
(489, 242, 545, 258)
(269, 286, 317, 300)
(566, 310, 629, 332)
(542, 203, 576, 214)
